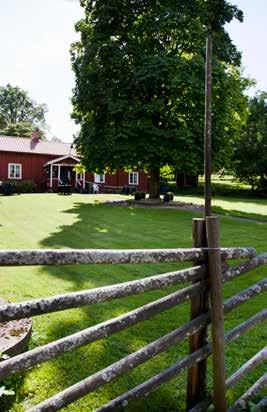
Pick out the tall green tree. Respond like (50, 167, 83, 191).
(0, 84, 47, 138)
(232, 91, 267, 192)
(71, 0, 248, 198)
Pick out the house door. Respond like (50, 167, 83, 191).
(60, 167, 75, 186)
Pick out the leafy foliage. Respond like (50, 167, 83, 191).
(0, 352, 15, 407)
(232, 91, 267, 192)
(160, 165, 175, 182)
(1, 121, 37, 138)
(71, 0, 249, 197)
(0, 84, 47, 138)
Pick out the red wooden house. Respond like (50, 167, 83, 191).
(0, 135, 149, 193)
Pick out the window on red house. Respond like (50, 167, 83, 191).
(8, 163, 22, 179)
(94, 174, 105, 183)
(129, 172, 139, 185)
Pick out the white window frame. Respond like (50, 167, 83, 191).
(94, 173, 105, 183)
(8, 163, 22, 180)
(129, 172, 139, 185)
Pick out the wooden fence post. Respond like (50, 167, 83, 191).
(186, 218, 209, 409)
(206, 216, 227, 412)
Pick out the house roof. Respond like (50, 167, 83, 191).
(44, 155, 81, 166)
(0, 136, 79, 157)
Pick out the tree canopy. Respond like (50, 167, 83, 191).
(71, 0, 249, 197)
(0, 84, 47, 138)
(232, 91, 267, 192)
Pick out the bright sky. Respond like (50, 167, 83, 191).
(226, 0, 267, 93)
(0, 0, 266, 142)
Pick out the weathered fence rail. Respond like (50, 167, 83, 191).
(0, 246, 256, 266)
(0, 217, 266, 412)
(0, 265, 206, 321)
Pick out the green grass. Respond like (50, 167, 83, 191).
(198, 174, 252, 190)
(0, 194, 266, 411)
(173, 193, 267, 222)
(170, 174, 267, 221)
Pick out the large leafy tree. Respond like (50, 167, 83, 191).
(71, 0, 248, 198)
(232, 91, 267, 192)
(0, 84, 47, 138)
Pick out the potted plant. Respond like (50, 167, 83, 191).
(134, 191, 145, 201)
(163, 192, 174, 202)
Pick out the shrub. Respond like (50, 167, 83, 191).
(0, 181, 37, 195)
(16, 180, 37, 193)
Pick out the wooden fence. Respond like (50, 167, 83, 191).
(0, 216, 266, 412)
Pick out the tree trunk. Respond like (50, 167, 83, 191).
(149, 167, 160, 199)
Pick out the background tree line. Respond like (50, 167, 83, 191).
(0, 84, 47, 139)
(231, 91, 267, 192)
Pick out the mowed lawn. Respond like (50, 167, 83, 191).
(177, 174, 267, 221)
(0, 194, 266, 411)
(173, 194, 267, 222)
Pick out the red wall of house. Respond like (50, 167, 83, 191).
(85, 170, 149, 193)
(0, 152, 60, 188)
(0, 151, 149, 192)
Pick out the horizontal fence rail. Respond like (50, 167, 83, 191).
(0, 247, 256, 266)
(0, 265, 206, 322)
(1, 252, 265, 324)
(226, 347, 267, 389)
(187, 347, 267, 412)
(222, 252, 267, 282)
(29, 310, 267, 412)
(0, 274, 265, 383)
(0, 238, 266, 412)
(0, 280, 208, 380)
(1, 276, 265, 410)
(228, 374, 267, 412)
(97, 312, 267, 412)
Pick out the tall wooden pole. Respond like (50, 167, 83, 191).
(186, 36, 213, 408)
(204, 36, 227, 411)
(204, 35, 212, 217)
